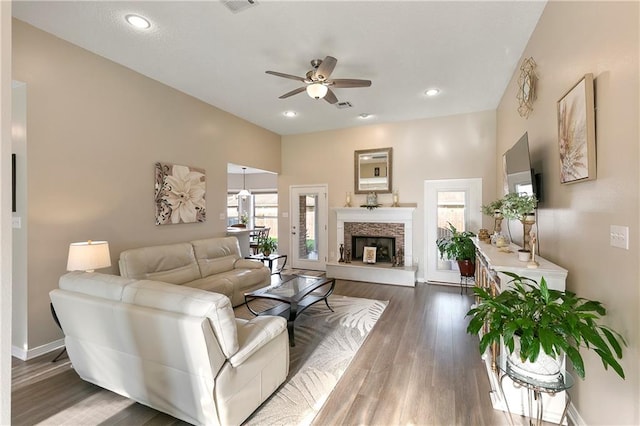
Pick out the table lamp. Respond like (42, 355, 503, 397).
(66, 240, 111, 272)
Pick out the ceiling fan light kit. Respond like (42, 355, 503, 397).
(266, 55, 371, 105)
(306, 83, 328, 99)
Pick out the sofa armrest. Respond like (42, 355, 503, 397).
(234, 259, 266, 270)
(228, 316, 287, 367)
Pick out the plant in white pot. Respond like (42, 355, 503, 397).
(466, 272, 626, 381)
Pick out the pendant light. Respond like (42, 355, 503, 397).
(238, 167, 251, 198)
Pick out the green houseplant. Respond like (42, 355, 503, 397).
(466, 272, 626, 380)
(500, 192, 538, 221)
(258, 236, 277, 256)
(436, 222, 476, 276)
(481, 198, 504, 217)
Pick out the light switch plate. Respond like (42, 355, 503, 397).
(610, 225, 629, 250)
(12, 216, 21, 229)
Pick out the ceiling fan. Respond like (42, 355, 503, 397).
(265, 56, 372, 104)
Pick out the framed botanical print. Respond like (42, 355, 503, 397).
(557, 73, 596, 184)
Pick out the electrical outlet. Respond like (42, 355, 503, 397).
(219, 212, 226, 220)
(610, 225, 629, 250)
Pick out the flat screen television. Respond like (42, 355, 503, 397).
(504, 132, 538, 199)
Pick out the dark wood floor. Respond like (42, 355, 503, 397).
(12, 280, 524, 425)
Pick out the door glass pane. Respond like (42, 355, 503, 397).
(298, 194, 318, 260)
(436, 191, 466, 269)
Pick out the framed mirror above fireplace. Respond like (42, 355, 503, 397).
(354, 147, 392, 194)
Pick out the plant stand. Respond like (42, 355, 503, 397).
(498, 355, 574, 426)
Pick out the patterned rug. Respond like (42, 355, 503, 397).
(236, 294, 388, 426)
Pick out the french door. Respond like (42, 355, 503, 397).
(424, 178, 482, 283)
(290, 185, 328, 271)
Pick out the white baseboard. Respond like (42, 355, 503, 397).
(12, 339, 64, 361)
(567, 401, 586, 426)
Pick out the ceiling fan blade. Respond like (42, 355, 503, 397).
(315, 56, 337, 81)
(266, 70, 306, 83)
(331, 79, 372, 88)
(279, 86, 306, 99)
(324, 88, 338, 104)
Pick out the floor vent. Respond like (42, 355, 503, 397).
(221, 0, 258, 13)
(336, 101, 353, 109)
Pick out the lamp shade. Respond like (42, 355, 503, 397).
(306, 83, 328, 99)
(67, 240, 111, 272)
(237, 167, 251, 198)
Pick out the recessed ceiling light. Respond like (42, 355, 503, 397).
(283, 111, 297, 118)
(359, 113, 372, 119)
(125, 14, 151, 29)
(425, 88, 440, 97)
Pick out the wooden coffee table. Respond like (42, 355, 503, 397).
(244, 274, 335, 346)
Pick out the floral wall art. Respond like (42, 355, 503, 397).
(557, 73, 596, 184)
(155, 162, 206, 225)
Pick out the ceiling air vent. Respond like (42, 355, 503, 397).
(221, 0, 258, 13)
(335, 101, 353, 109)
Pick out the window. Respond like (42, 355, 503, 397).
(253, 193, 278, 239)
(227, 192, 278, 239)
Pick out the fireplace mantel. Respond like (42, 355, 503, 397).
(328, 206, 417, 286)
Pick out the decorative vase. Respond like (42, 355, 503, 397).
(339, 243, 345, 262)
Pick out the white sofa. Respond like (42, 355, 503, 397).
(119, 236, 269, 307)
(50, 271, 289, 425)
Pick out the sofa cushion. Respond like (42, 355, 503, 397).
(119, 243, 201, 284)
(59, 271, 136, 301)
(186, 276, 234, 299)
(191, 237, 241, 277)
(122, 280, 239, 358)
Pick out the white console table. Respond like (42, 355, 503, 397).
(473, 238, 569, 424)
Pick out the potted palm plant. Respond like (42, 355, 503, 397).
(466, 272, 626, 380)
(436, 222, 476, 277)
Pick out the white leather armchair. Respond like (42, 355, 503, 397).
(50, 272, 289, 425)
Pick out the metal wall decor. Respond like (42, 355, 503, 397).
(517, 57, 537, 118)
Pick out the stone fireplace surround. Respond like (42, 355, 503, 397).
(326, 207, 417, 287)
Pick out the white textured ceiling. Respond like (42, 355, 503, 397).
(12, 0, 546, 136)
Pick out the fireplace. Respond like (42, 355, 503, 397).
(328, 207, 417, 287)
(352, 235, 396, 263)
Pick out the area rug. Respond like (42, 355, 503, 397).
(237, 294, 388, 426)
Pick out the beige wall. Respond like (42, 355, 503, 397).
(1, 2, 13, 421)
(12, 20, 281, 352)
(280, 110, 497, 278)
(496, 1, 639, 424)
